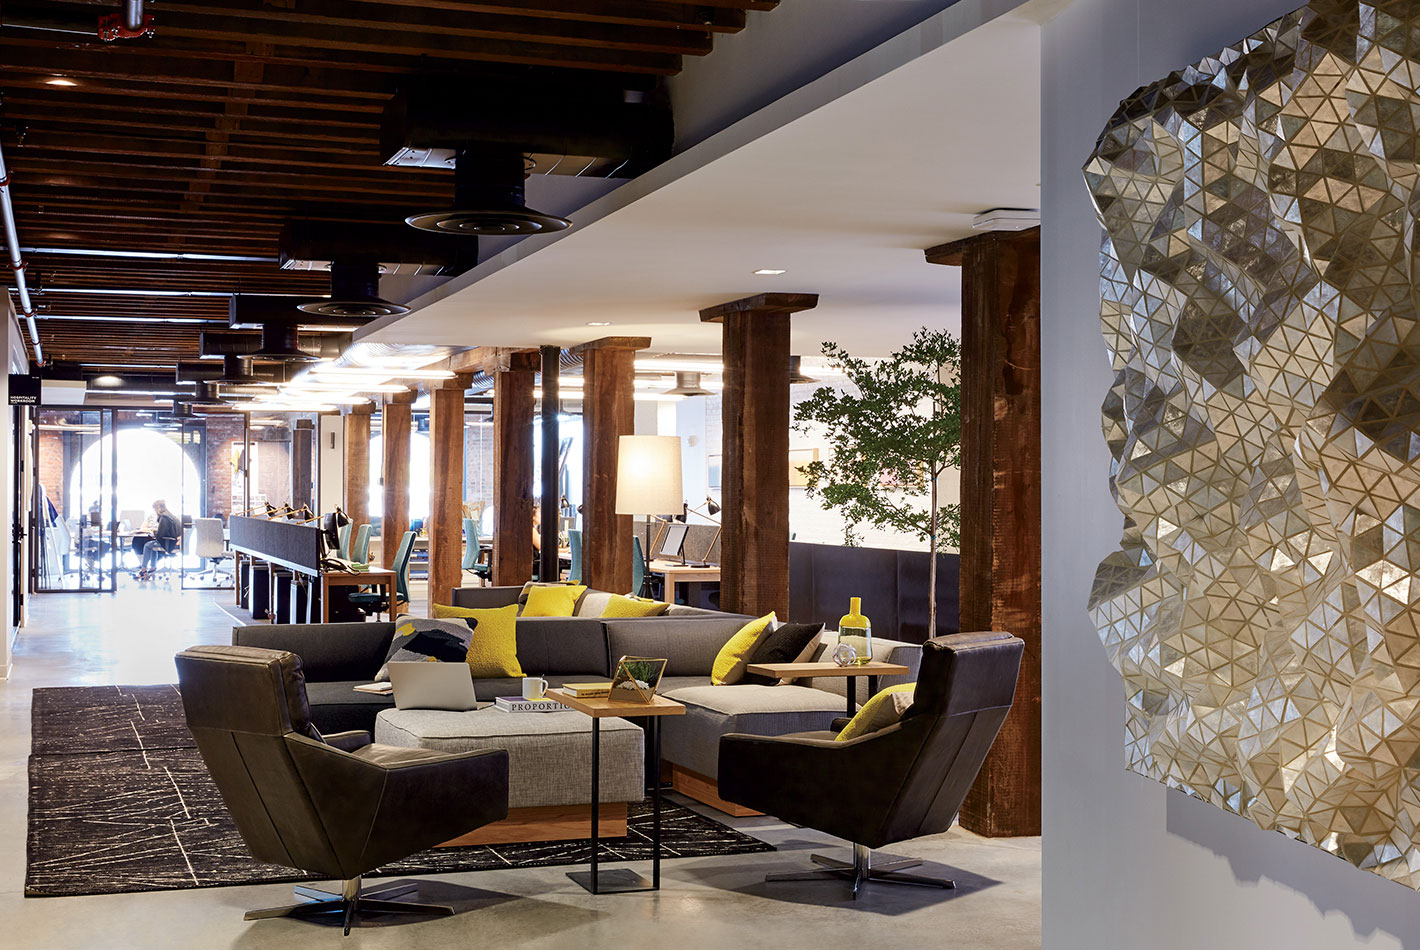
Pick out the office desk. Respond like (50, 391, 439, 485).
(320, 568, 396, 623)
(649, 561, 720, 601)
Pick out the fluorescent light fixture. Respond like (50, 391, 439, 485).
(34, 314, 223, 325)
(90, 375, 123, 386)
(21, 247, 276, 263)
(284, 382, 409, 393)
(586, 321, 613, 326)
(635, 358, 723, 374)
(296, 324, 364, 333)
(45, 78, 76, 86)
(313, 368, 455, 380)
(536, 390, 683, 402)
(971, 208, 1040, 231)
(753, 268, 787, 275)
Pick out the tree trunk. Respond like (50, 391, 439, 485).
(928, 472, 938, 637)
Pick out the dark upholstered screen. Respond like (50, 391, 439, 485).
(788, 542, 960, 644)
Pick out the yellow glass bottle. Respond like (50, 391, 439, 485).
(837, 596, 873, 666)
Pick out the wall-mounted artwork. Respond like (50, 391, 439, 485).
(1085, 1, 1420, 888)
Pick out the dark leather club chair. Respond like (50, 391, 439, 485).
(718, 631, 1024, 897)
(174, 645, 510, 935)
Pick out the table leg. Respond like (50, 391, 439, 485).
(320, 576, 329, 623)
(652, 716, 662, 890)
(846, 676, 857, 717)
(867, 675, 880, 701)
(591, 717, 600, 894)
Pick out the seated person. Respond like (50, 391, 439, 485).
(137, 500, 181, 579)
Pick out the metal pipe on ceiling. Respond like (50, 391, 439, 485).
(123, 1, 145, 32)
(0, 138, 43, 364)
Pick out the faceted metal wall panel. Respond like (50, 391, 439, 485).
(1085, 0, 1420, 886)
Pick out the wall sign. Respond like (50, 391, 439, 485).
(8, 373, 39, 406)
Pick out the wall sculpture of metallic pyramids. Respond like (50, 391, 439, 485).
(1084, 0, 1420, 887)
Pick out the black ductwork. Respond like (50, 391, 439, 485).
(297, 260, 409, 318)
(217, 354, 270, 385)
(406, 148, 570, 236)
(252, 324, 319, 363)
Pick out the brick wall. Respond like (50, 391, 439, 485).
(36, 429, 63, 515)
(203, 414, 245, 518)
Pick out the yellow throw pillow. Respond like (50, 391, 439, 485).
(710, 613, 776, 685)
(837, 683, 916, 741)
(431, 603, 524, 677)
(522, 584, 588, 617)
(600, 594, 670, 618)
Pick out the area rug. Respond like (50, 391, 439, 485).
(27, 685, 772, 897)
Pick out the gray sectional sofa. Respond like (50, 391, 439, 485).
(232, 588, 922, 811)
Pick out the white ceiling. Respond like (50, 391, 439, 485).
(360, 8, 1041, 359)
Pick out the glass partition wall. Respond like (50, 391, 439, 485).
(31, 409, 115, 592)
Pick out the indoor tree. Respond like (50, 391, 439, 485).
(792, 328, 962, 635)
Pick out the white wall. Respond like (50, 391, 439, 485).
(1041, 1, 1420, 947)
(316, 414, 342, 514)
(2, 303, 27, 678)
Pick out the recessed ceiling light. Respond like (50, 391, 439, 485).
(753, 268, 787, 276)
(586, 321, 613, 327)
(45, 77, 76, 86)
(91, 375, 122, 386)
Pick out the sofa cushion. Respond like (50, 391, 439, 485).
(605, 617, 751, 677)
(520, 582, 588, 617)
(303, 681, 396, 734)
(233, 622, 395, 682)
(576, 590, 614, 617)
(659, 683, 846, 777)
(513, 618, 610, 676)
(600, 594, 669, 618)
(432, 603, 524, 677)
(374, 617, 474, 681)
(711, 613, 776, 685)
(740, 622, 825, 685)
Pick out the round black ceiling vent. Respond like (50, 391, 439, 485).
(297, 260, 410, 318)
(252, 323, 319, 363)
(406, 148, 571, 236)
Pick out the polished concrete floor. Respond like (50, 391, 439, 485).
(0, 585, 1041, 950)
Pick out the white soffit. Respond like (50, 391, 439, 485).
(359, 5, 1042, 359)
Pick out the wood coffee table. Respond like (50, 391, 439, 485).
(546, 690, 685, 895)
(743, 660, 911, 717)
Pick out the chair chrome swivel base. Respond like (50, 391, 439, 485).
(244, 876, 454, 936)
(765, 843, 956, 899)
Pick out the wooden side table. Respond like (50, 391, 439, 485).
(744, 660, 911, 717)
(546, 690, 686, 894)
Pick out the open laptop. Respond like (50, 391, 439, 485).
(386, 662, 480, 712)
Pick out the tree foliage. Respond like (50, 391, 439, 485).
(792, 328, 962, 549)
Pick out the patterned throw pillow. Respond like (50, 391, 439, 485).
(837, 683, 916, 741)
(374, 618, 475, 682)
(739, 622, 825, 685)
(600, 594, 670, 618)
(432, 602, 524, 677)
(710, 613, 777, 685)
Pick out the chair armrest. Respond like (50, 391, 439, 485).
(287, 736, 510, 876)
(322, 730, 372, 752)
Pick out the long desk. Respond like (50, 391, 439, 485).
(649, 560, 720, 603)
(228, 516, 395, 623)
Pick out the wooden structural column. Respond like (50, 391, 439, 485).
(380, 392, 415, 570)
(342, 405, 372, 529)
(492, 356, 538, 586)
(428, 376, 470, 612)
(925, 227, 1041, 838)
(573, 336, 651, 594)
(700, 294, 818, 617)
(539, 346, 561, 583)
(290, 419, 314, 512)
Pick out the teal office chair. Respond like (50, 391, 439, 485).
(351, 524, 371, 565)
(462, 518, 493, 585)
(568, 529, 583, 585)
(337, 522, 352, 561)
(348, 530, 414, 620)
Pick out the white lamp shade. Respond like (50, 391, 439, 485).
(615, 435, 683, 516)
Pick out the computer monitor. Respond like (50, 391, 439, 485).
(320, 512, 341, 555)
(656, 522, 689, 561)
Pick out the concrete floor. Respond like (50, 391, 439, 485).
(0, 584, 1041, 950)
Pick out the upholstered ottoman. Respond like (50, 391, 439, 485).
(374, 706, 644, 812)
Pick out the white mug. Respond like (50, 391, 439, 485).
(522, 676, 548, 701)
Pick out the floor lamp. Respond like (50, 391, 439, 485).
(615, 435, 682, 598)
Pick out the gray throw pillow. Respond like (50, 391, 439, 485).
(374, 617, 475, 682)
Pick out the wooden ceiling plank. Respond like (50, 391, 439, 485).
(339, 0, 745, 33)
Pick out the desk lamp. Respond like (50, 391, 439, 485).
(614, 435, 682, 597)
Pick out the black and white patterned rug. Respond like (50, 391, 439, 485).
(27, 685, 773, 897)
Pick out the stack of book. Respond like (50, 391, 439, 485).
(494, 696, 571, 713)
(560, 682, 613, 699)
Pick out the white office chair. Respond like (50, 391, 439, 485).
(189, 517, 232, 586)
